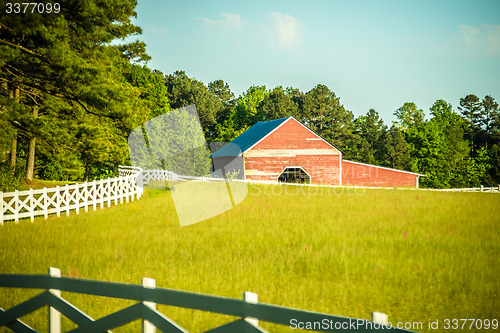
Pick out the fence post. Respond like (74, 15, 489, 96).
(107, 178, 112, 208)
(113, 177, 119, 206)
(136, 172, 143, 200)
(93, 180, 98, 210)
(142, 277, 156, 333)
(0, 191, 3, 225)
(480, 185, 484, 192)
(83, 182, 88, 212)
(65, 184, 70, 217)
(119, 177, 124, 204)
(130, 175, 135, 202)
(125, 177, 130, 203)
(75, 184, 80, 215)
(98, 179, 103, 209)
(48, 267, 62, 333)
(372, 312, 388, 325)
(43, 187, 48, 219)
(243, 291, 259, 326)
(29, 188, 34, 222)
(14, 190, 19, 223)
(56, 186, 61, 217)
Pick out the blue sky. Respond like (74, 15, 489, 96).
(130, 0, 500, 123)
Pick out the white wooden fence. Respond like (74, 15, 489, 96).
(0, 171, 143, 224)
(117, 165, 143, 177)
(427, 185, 500, 193)
(118, 166, 176, 185)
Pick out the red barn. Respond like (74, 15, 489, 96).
(211, 116, 424, 188)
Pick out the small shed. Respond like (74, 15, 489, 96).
(211, 116, 424, 188)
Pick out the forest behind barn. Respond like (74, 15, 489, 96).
(1, 0, 499, 190)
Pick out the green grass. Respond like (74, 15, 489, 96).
(17, 178, 76, 191)
(0, 184, 499, 332)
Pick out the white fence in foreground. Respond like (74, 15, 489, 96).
(0, 171, 143, 224)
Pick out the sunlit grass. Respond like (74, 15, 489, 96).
(0, 184, 499, 332)
(18, 178, 76, 191)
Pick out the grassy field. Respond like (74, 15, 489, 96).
(18, 178, 76, 191)
(0, 183, 499, 332)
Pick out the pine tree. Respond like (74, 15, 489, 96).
(0, 0, 150, 181)
(382, 125, 411, 170)
(353, 109, 387, 165)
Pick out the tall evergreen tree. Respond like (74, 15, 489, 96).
(301, 84, 356, 155)
(352, 109, 387, 165)
(459, 94, 482, 127)
(257, 87, 299, 121)
(382, 125, 411, 170)
(479, 95, 500, 185)
(458, 94, 482, 153)
(209, 79, 236, 130)
(394, 102, 425, 132)
(302, 84, 337, 132)
(0, 0, 149, 181)
(164, 71, 225, 140)
(480, 95, 499, 133)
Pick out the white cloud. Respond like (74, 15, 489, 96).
(150, 26, 167, 35)
(459, 24, 500, 56)
(197, 12, 242, 27)
(268, 12, 302, 52)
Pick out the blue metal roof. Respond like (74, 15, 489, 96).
(211, 117, 291, 157)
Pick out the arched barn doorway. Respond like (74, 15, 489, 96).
(277, 167, 311, 184)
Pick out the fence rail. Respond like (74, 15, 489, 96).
(0, 172, 142, 224)
(426, 185, 500, 193)
(118, 166, 176, 185)
(0, 269, 415, 333)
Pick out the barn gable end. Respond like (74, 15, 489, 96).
(243, 117, 342, 185)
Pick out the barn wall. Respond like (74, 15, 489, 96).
(245, 155, 341, 185)
(243, 119, 341, 185)
(342, 160, 418, 188)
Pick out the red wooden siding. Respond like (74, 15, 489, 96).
(245, 155, 341, 185)
(250, 118, 336, 150)
(342, 160, 419, 188)
(243, 118, 342, 185)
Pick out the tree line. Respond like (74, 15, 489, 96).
(162, 71, 499, 188)
(1, 0, 498, 190)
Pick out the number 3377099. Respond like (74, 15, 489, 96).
(5, 3, 60, 14)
